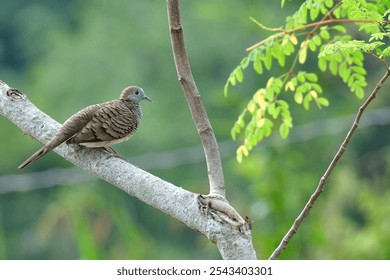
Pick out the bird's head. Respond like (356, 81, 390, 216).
(120, 86, 152, 103)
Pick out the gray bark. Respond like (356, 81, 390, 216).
(0, 80, 256, 259)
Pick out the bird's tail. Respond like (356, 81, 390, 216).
(18, 144, 54, 169)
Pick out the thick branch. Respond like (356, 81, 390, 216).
(0, 80, 256, 259)
(166, 0, 225, 197)
(269, 68, 390, 260)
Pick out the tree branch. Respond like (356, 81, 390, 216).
(166, 0, 225, 197)
(0, 79, 256, 259)
(165, 0, 256, 259)
(0, 81, 202, 229)
(269, 67, 390, 260)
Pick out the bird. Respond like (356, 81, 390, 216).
(18, 86, 151, 169)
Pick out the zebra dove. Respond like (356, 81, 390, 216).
(18, 86, 151, 169)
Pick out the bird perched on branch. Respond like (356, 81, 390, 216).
(19, 86, 151, 169)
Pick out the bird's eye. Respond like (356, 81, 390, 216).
(135, 90, 140, 95)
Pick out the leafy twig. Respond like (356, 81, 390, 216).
(247, 18, 389, 52)
(269, 65, 390, 260)
(283, 0, 343, 81)
(249, 17, 284, 32)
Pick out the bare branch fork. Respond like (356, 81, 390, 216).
(269, 65, 390, 260)
(166, 0, 256, 259)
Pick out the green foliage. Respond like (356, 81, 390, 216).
(318, 38, 369, 98)
(225, 0, 390, 162)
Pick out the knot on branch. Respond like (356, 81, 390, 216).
(198, 194, 252, 234)
(6, 88, 25, 101)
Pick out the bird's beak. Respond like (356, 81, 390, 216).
(143, 95, 152, 102)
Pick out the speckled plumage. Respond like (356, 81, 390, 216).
(19, 86, 151, 169)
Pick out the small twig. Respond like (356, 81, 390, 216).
(247, 18, 390, 51)
(368, 52, 390, 70)
(249, 17, 284, 32)
(166, 0, 225, 197)
(269, 68, 390, 260)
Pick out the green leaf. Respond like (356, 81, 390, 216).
(231, 122, 242, 140)
(248, 48, 258, 61)
(318, 57, 327, 71)
(297, 72, 306, 83)
(379, 46, 390, 57)
(254, 127, 264, 142)
(278, 53, 286, 67)
(312, 35, 322, 46)
(309, 5, 320, 21)
(271, 41, 282, 59)
(245, 118, 256, 138)
(263, 119, 273, 136)
(278, 99, 289, 110)
(271, 106, 281, 119)
(294, 91, 303, 104)
(272, 78, 283, 94)
(234, 66, 244, 83)
(303, 93, 313, 110)
(282, 115, 293, 128)
(236, 147, 243, 163)
(253, 57, 263, 74)
(342, 68, 352, 83)
(238, 114, 245, 127)
(305, 73, 318, 82)
(331, 25, 346, 33)
(329, 59, 338, 75)
(320, 29, 330, 40)
(355, 87, 364, 99)
(352, 66, 367, 75)
(264, 87, 275, 102)
(324, 0, 333, 8)
(311, 83, 323, 94)
(264, 46, 273, 70)
(334, 52, 343, 62)
(352, 50, 364, 61)
(279, 123, 290, 139)
(247, 100, 257, 114)
(267, 102, 276, 116)
(229, 74, 236, 86)
(338, 61, 347, 77)
(351, 56, 364, 67)
(283, 40, 295, 55)
(299, 43, 308, 64)
(223, 82, 229, 97)
(315, 97, 330, 108)
(240, 57, 250, 69)
(308, 39, 317, 52)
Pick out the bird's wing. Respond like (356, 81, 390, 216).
(68, 101, 137, 144)
(18, 103, 101, 169)
(59, 103, 104, 142)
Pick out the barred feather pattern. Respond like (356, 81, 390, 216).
(67, 100, 142, 147)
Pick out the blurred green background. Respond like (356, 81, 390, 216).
(0, 0, 389, 259)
